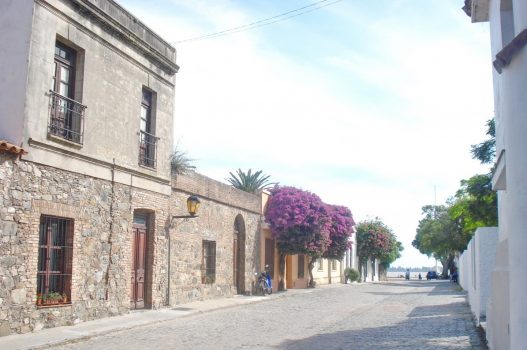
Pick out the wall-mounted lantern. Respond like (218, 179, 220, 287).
(172, 195, 200, 220)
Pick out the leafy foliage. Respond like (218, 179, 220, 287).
(412, 205, 464, 274)
(265, 186, 355, 288)
(449, 174, 498, 235)
(379, 235, 404, 269)
(344, 267, 360, 282)
(170, 145, 196, 175)
(323, 205, 355, 260)
(470, 118, 495, 165)
(227, 169, 275, 194)
(356, 219, 393, 262)
(265, 186, 330, 257)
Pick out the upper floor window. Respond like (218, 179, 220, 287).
(139, 88, 157, 168)
(49, 41, 86, 144)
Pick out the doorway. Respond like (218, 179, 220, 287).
(233, 215, 246, 294)
(131, 213, 149, 309)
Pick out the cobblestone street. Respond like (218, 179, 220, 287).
(49, 280, 485, 350)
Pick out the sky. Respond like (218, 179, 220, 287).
(119, 0, 494, 268)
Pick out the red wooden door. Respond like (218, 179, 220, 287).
(131, 225, 146, 309)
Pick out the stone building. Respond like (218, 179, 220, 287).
(0, 0, 261, 336)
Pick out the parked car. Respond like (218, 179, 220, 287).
(426, 271, 438, 280)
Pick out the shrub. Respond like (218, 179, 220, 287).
(344, 268, 360, 283)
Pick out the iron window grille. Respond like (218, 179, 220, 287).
(48, 91, 86, 144)
(202, 240, 216, 284)
(37, 216, 74, 306)
(138, 130, 158, 168)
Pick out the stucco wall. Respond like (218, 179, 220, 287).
(0, 1, 34, 144)
(459, 227, 498, 325)
(484, 1, 527, 348)
(14, 0, 176, 194)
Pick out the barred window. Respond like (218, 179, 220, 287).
(37, 216, 73, 306)
(318, 258, 324, 271)
(331, 259, 337, 271)
(202, 240, 216, 284)
(297, 255, 305, 278)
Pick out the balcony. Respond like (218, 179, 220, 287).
(48, 91, 86, 145)
(139, 130, 157, 168)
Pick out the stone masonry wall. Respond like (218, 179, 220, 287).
(169, 191, 261, 305)
(169, 173, 262, 305)
(0, 154, 169, 336)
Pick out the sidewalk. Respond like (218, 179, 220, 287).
(0, 286, 328, 350)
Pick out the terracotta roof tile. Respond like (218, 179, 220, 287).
(0, 140, 28, 156)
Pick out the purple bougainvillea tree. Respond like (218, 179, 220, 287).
(265, 186, 331, 289)
(323, 205, 355, 260)
(356, 219, 393, 280)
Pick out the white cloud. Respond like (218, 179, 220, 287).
(120, 0, 494, 268)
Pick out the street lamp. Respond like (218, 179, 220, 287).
(172, 195, 200, 220)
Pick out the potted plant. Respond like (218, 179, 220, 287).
(44, 291, 62, 305)
(36, 293, 43, 306)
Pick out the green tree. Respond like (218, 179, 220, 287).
(449, 174, 498, 235)
(451, 117, 498, 236)
(470, 118, 495, 165)
(226, 169, 275, 194)
(412, 205, 466, 275)
(379, 235, 404, 271)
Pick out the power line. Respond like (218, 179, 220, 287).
(173, 0, 343, 44)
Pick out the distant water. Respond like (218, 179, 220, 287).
(387, 271, 427, 279)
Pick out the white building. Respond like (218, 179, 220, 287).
(464, 1, 527, 349)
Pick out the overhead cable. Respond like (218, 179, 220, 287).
(173, 0, 344, 44)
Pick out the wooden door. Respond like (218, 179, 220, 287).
(131, 225, 146, 309)
(233, 234, 238, 289)
(286, 255, 293, 289)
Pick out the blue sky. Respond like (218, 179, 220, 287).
(119, 0, 494, 268)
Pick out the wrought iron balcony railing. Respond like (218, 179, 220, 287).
(139, 130, 158, 168)
(48, 91, 86, 144)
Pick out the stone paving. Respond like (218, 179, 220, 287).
(46, 280, 486, 350)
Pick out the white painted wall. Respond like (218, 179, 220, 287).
(458, 227, 498, 325)
(472, 1, 527, 348)
(0, 0, 34, 144)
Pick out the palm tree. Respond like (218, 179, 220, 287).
(226, 169, 276, 194)
(170, 145, 196, 175)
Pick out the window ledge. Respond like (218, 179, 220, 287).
(37, 303, 72, 309)
(47, 134, 83, 149)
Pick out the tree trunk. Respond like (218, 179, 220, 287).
(379, 264, 387, 281)
(278, 253, 286, 291)
(308, 256, 316, 287)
